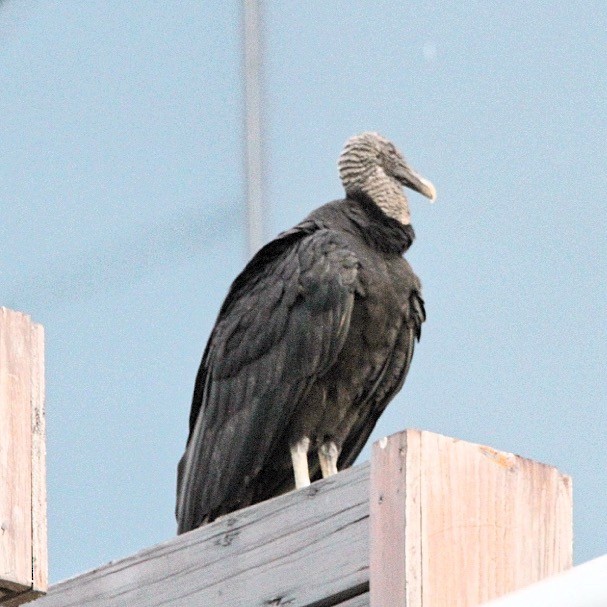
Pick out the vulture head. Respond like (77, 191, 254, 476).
(338, 132, 436, 225)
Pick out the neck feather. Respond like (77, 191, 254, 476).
(361, 167, 410, 225)
(341, 163, 411, 226)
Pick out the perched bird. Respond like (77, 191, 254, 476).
(176, 132, 435, 534)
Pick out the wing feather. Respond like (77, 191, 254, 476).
(176, 227, 360, 532)
(338, 290, 425, 469)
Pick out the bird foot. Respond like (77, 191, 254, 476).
(319, 441, 340, 478)
(290, 437, 311, 488)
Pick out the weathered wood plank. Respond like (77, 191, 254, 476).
(32, 464, 371, 607)
(369, 429, 420, 607)
(370, 429, 573, 607)
(1, 309, 34, 599)
(17, 426, 571, 607)
(334, 593, 369, 607)
(0, 310, 47, 606)
(21, 322, 47, 604)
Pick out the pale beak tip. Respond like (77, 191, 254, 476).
(421, 177, 437, 203)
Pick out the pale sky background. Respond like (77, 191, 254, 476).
(1, 1, 606, 583)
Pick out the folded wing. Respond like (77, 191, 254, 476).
(176, 227, 360, 533)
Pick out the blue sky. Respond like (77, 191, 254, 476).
(1, 1, 605, 582)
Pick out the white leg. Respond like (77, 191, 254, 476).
(290, 437, 311, 489)
(318, 441, 340, 479)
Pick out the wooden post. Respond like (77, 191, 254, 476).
(370, 429, 573, 607)
(0, 308, 47, 605)
(20, 429, 572, 607)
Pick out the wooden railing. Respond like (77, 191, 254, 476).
(1, 308, 573, 606)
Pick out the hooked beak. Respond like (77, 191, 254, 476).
(394, 163, 436, 202)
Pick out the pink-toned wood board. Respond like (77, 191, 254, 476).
(0, 308, 47, 605)
(370, 429, 572, 607)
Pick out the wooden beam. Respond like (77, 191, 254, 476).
(22, 429, 571, 607)
(0, 308, 47, 605)
(369, 429, 573, 607)
(337, 594, 369, 606)
(30, 464, 371, 607)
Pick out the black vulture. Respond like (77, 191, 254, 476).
(176, 132, 435, 533)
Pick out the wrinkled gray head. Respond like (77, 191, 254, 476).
(338, 132, 436, 225)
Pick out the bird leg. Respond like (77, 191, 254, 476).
(318, 441, 340, 478)
(290, 437, 311, 489)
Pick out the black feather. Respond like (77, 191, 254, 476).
(176, 193, 425, 533)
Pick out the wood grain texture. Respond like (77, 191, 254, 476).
(369, 431, 409, 606)
(370, 429, 573, 607)
(1, 308, 33, 596)
(30, 322, 47, 596)
(0, 310, 47, 606)
(2, 587, 45, 607)
(31, 464, 371, 607)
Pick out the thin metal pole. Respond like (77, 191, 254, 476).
(243, 0, 264, 256)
